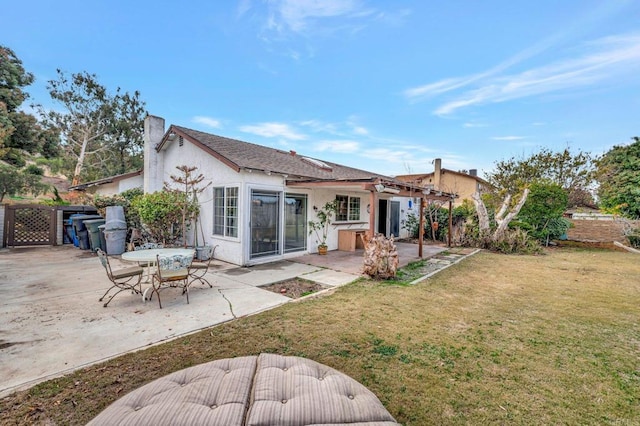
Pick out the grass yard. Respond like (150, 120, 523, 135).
(2, 247, 639, 424)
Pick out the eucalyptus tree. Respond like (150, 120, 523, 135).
(38, 70, 146, 185)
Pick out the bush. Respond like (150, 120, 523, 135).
(24, 164, 44, 175)
(516, 182, 570, 245)
(490, 228, 542, 254)
(131, 191, 192, 245)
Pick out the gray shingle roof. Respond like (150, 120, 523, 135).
(171, 125, 391, 182)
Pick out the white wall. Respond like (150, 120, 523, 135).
(94, 175, 143, 196)
(307, 189, 371, 253)
(394, 196, 418, 239)
(159, 137, 287, 266)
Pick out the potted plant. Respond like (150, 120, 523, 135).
(308, 200, 338, 255)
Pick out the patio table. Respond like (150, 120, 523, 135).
(121, 248, 195, 284)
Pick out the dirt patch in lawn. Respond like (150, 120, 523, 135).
(261, 278, 327, 299)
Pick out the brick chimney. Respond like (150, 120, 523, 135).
(434, 158, 442, 190)
(144, 115, 165, 194)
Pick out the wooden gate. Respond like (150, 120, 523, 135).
(4, 205, 57, 247)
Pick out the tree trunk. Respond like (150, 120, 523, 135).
(71, 134, 89, 186)
(493, 188, 529, 239)
(471, 192, 490, 233)
(362, 233, 399, 279)
(472, 189, 530, 242)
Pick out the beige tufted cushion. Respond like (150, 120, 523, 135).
(246, 353, 399, 426)
(88, 354, 399, 425)
(87, 356, 258, 426)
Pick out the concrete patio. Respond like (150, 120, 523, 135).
(0, 242, 446, 397)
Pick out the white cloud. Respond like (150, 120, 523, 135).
(313, 139, 360, 153)
(352, 126, 368, 135)
(239, 122, 307, 140)
(406, 31, 640, 116)
(463, 122, 488, 128)
(435, 34, 640, 115)
(273, 0, 368, 32)
(492, 136, 526, 141)
(299, 119, 339, 134)
(192, 116, 222, 129)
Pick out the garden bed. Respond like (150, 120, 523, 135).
(261, 278, 327, 299)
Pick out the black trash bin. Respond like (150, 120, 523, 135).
(71, 215, 102, 250)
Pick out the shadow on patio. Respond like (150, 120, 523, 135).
(291, 241, 448, 275)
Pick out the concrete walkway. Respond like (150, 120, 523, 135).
(0, 242, 450, 397)
(0, 246, 360, 397)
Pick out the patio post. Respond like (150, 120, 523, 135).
(448, 199, 453, 247)
(418, 197, 425, 257)
(368, 190, 376, 237)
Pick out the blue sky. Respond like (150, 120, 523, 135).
(3, 0, 640, 178)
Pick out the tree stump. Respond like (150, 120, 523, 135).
(362, 233, 399, 279)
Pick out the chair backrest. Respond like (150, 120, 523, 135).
(96, 249, 113, 278)
(135, 242, 164, 251)
(156, 253, 194, 280)
(200, 245, 218, 261)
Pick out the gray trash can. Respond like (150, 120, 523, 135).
(104, 229, 127, 255)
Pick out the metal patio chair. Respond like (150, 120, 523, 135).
(147, 252, 194, 309)
(96, 248, 144, 307)
(189, 245, 218, 288)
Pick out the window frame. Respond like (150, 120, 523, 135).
(335, 194, 361, 222)
(213, 186, 239, 238)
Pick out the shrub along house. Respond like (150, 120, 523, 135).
(77, 115, 455, 266)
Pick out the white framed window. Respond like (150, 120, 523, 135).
(336, 195, 361, 221)
(213, 187, 238, 238)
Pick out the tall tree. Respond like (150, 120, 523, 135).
(472, 146, 591, 243)
(0, 46, 34, 112)
(38, 70, 146, 185)
(0, 46, 61, 164)
(595, 137, 640, 218)
(486, 146, 595, 207)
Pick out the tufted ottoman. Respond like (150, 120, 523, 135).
(87, 353, 400, 425)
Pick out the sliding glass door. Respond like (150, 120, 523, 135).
(284, 194, 307, 253)
(250, 190, 307, 260)
(250, 190, 280, 259)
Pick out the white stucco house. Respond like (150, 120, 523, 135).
(73, 115, 455, 266)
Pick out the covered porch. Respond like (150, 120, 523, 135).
(291, 241, 448, 275)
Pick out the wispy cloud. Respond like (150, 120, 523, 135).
(266, 0, 371, 33)
(463, 122, 488, 128)
(408, 32, 640, 116)
(239, 122, 307, 140)
(299, 119, 339, 134)
(492, 136, 526, 141)
(313, 139, 360, 153)
(192, 116, 222, 129)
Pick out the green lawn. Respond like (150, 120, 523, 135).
(2, 247, 639, 425)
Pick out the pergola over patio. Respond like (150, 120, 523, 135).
(287, 176, 457, 257)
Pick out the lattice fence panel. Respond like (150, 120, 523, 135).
(12, 207, 54, 245)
